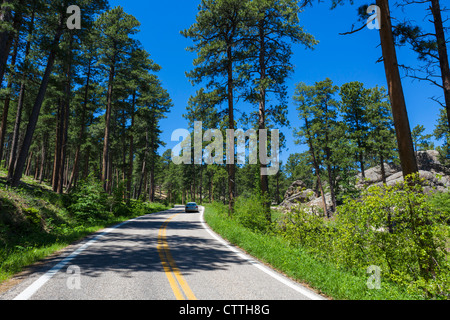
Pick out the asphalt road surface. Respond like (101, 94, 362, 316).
(0, 206, 325, 300)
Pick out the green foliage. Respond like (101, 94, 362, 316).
(279, 173, 450, 299)
(204, 202, 417, 300)
(0, 170, 170, 285)
(234, 193, 271, 233)
(67, 176, 110, 222)
(280, 206, 333, 259)
(109, 181, 131, 217)
(427, 190, 450, 223)
(412, 124, 434, 152)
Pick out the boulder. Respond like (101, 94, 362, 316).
(283, 180, 307, 199)
(279, 150, 449, 214)
(356, 163, 399, 187)
(416, 150, 449, 174)
(279, 185, 316, 210)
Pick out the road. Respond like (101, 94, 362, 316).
(0, 206, 325, 300)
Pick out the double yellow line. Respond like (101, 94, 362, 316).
(157, 213, 197, 300)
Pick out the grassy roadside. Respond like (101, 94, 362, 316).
(0, 171, 169, 285)
(202, 203, 423, 300)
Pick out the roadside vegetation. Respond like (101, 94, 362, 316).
(203, 174, 450, 300)
(0, 169, 168, 284)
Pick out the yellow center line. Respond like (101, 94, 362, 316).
(157, 213, 197, 300)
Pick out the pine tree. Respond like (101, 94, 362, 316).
(394, 0, 450, 130)
(339, 81, 371, 179)
(243, 0, 317, 220)
(301, 0, 419, 180)
(182, 0, 252, 215)
(366, 86, 397, 183)
(94, 6, 140, 193)
(294, 81, 329, 215)
(10, 0, 68, 187)
(294, 79, 340, 215)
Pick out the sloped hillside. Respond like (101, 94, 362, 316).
(0, 168, 168, 285)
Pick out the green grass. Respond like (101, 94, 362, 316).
(0, 171, 169, 285)
(203, 203, 423, 300)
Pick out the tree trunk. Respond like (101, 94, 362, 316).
(127, 91, 136, 201)
(102, 60, 115, 193)
(227, 45, 235, 216)
(39, 135, 47, 183)
(209, 170, 214, 203)
(52, 98, 63, 191)
(380, 151, 387, 184)
(199, 165, 203, 204)
(67, 58, 92, 193)
(377, 0, 418, 178)
(0, 0, 14, 85)
(25, 151, 33, 176)
(325, 146, 336, 213)
(137, 128, 149, 200)
(7, 7, 34, 180)
(0, 34, 18, 164)
(10, 18, 64, 187)
(258, 18, 271, 222)
(53, 32, 75, 194)
(57, 59, 72, 193)
(304, 117, 328, 216)
(358, 147, 365, 179)
(430, 0, 450, 129)
(149, 119, 156, 202)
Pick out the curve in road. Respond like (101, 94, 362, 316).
(1, 206, 325, 300)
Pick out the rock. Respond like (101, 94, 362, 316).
(306, 193, 334, 215)
(416, 150, 448, 174)
(384, 170, 450, 189)
(356, 163, 399, 187)
(279, 187, 316, 210)
(283, 180, 307, 199)
(279, 150, 450, 214)
(385, 171, 404, 186)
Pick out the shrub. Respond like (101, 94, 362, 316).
(234, 193, 271, 233)
(427, 190, 450, 224)
(280, 206, 334, 260)
(333, 174, 449, 298)
(279, 173, 450, 299)
(109, 182, 132, 217)
(67, 177, 110, 222)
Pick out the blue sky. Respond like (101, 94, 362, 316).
(110, 0, 445, 163)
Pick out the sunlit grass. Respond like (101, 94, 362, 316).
(203, 202, 422, 300)
(0, 170, 169, 285)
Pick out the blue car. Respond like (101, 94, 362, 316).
(185, 202, 199, 213)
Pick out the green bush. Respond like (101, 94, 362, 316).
(67, 177, 110, 222)
(332, 174, 449, 298)
(279, 173, 450, 299)
(427, 189, 450, 224)
(280, 206, 334, 261)
(109, 182, 132, 217)
(234, 193, 271, 233)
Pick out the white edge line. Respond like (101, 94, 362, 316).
(13, 216, 142, 300)
(199, 206, 325, 301)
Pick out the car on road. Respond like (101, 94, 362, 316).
(185, 202, 199, 213)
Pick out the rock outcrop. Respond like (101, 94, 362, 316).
(279, 180, 316, 210)
(279, 150, 450, 213)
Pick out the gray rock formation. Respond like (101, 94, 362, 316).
(279, 180, 316, 210)
(279, 150, 449, 213)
